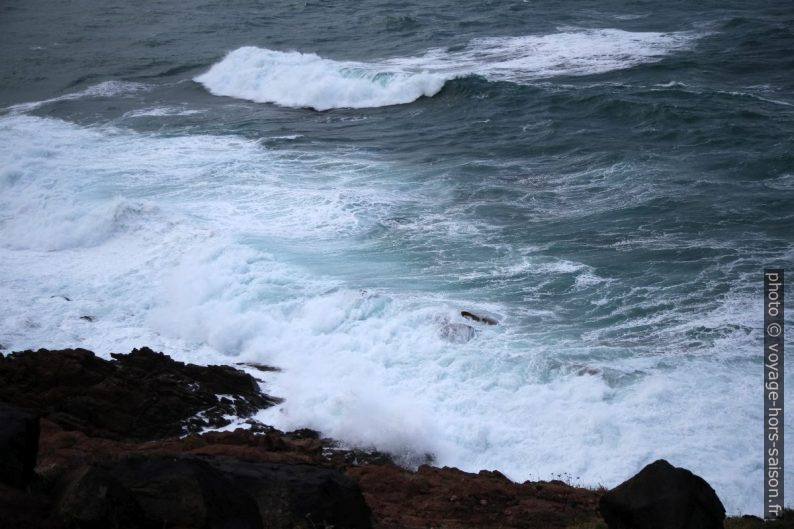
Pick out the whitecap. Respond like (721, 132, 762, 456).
(195, 29, 701, 110)
(4, 81, 150, 114)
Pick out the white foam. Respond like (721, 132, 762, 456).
(0, 114, 782, 515)
(122, 107, 205, 118)
(194, 47, 448, 111)
(195, 29, 699, 109)
(388, 28, 699, 82)
(4, 81, 149, 114)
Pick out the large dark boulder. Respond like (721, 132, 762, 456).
(56, 455, 371, 529)
(0, 402, 40, 488)
(207, 456, 372, 528)
(0, 347, 280, 441)
(599, 459, 725, 529)
(58, 456, 261, 529)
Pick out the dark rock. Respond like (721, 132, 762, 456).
(0, 347, 280, 441)
(58, 456, 262, 529)
(208, 456, 372, 529)
(0, 402, 40, 488)
(439, 323, 477, 343)
(237, 362, 281, 372)
(243, 420, 280, 434)
(0, 482, 67, 529)
(322, 442, 395, 466)
(724, 511, 794, 528)
(725, 514, 764, 528)
(599, 459, 725, 529)
(460, 310, 498, 325)
(56, 455, 371, 529)
(57, 464, 148, 529)
(288, 428, 321, 439)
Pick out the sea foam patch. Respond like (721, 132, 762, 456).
(195, 29, 699, 109)
(3, 81, 150, 114)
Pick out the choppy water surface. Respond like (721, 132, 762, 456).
(1, 0, 793, 514)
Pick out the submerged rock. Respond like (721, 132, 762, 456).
(600, 459, 725, 529)
(576, 365, 601, 376)
(236, 362, 281, 372)
(439, 323, 477, 343)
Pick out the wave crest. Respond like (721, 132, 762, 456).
(195, 29, 699, 110)
(194, 47, 449, 111)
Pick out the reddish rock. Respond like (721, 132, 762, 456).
(347, 463, 602, 529)
(35, 419, 327, 478)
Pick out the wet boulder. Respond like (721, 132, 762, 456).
(461, 311, 498, 325)
(599, 459, 725, 529)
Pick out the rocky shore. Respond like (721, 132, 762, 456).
(0, 347, 786, 528)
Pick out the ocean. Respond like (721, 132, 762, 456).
(1, 0, 792, 515)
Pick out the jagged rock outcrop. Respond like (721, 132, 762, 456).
(0, 347, 279, 441)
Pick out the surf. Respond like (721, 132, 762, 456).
(194, 28, 700, 110)
(194, 47, 450, 111)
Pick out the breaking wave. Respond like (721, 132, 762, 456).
(195, 29, 700, 110)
